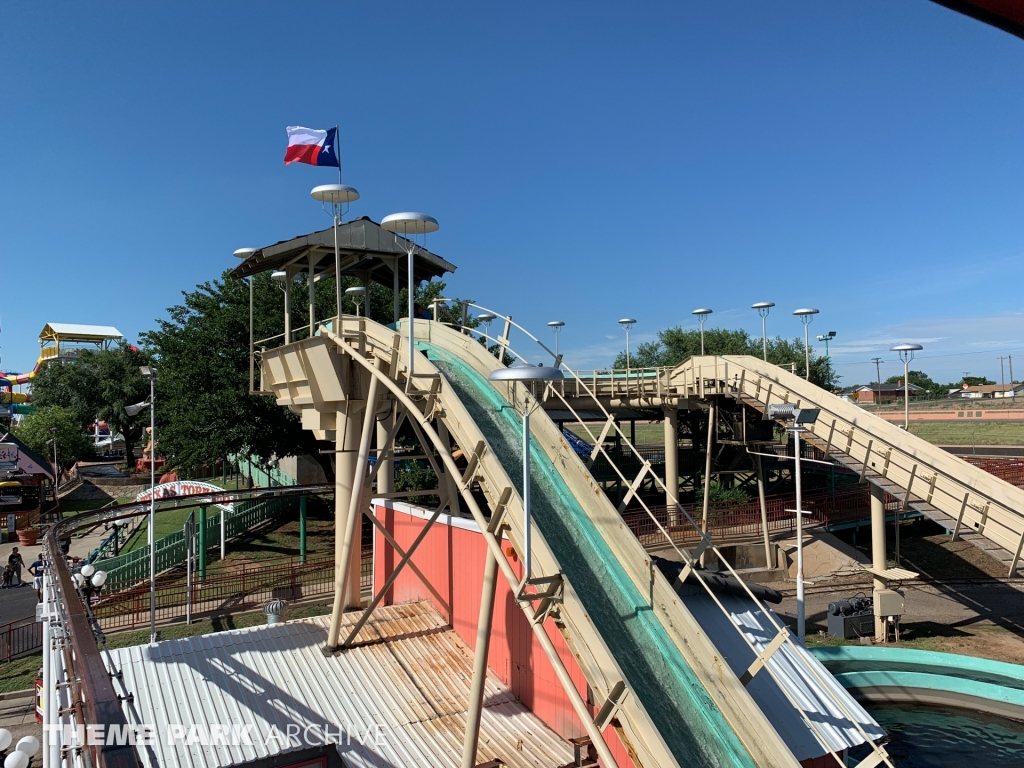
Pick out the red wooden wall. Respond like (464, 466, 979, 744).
(373, 501, 636, 766)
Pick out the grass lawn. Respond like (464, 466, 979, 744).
(805, 621, 1024, 665)
(0, 654, 41, 693)
(909, 421, 1024, 446)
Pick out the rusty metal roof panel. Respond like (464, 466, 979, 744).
(105, 601, 571, 768)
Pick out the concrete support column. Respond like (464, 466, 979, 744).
(700, 400, 716, 566)
(459, 550, 499, 768)
(438, 420, 461, 517)
(376, 406, 395, 496)
(870, 482, 887, 641)
(755, 453, 771, 569)
(335, 405, 361, 613)
(663, 406, 679, 525)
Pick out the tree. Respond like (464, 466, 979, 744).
(14, 406, 93, 468)
(613, 326, 839, 390)
(884, 370, 943, 396)
(141, 268, 473, 472)
(31, 344, 152, 462)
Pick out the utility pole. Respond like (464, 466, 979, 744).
(999, 356, 1007, 399)
(871, 357, 884, 406)
(1010, 355, 1015, 402)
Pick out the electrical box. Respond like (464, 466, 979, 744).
(874, 589, 905, 617)
(827, 597, 874, 640)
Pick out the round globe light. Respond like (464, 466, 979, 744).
(91, 570, 108, 588)
(80, 563, 95, 578)
(0, 728, 13, 751)
(16, 735, 39, 757)
(4, 750, 28, 768)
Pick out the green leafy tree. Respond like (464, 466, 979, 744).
(31, 343, 152, 461)
(14, 406, 93, 468)
(141, 268, 473, 473)
(614, 327, 839, 390)
(884, 370, 945, 396)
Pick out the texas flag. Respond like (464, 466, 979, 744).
(284, 126, 339, 167)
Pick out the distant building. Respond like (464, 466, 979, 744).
(951, 383, 1024, 399)
(849, 383, 923, 403)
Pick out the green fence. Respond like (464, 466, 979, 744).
(99, 496, 299, 586)
(234, 455, 297, 488)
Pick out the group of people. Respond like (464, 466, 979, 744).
(3, 546, 44, 598)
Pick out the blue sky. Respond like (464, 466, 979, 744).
(3, 1, 1024, 387)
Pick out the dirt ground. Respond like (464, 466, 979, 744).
(772, 519, 1024, 664)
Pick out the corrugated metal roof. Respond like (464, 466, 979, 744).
(683, 591, 885, 761)
(105, 602, 572, 768)
(41, 323, 123, 339)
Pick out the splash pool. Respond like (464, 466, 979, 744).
(848, 703, 1024, 766)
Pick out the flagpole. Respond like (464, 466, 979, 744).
(336, 124, 341, 185)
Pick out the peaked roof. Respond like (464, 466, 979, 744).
(40, 323, 122, 340)
(228, 216, 456, 289)
(0, 430, 54, 480)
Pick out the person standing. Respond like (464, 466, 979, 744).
(28, 553, 44, 600)
(8, 547, 23, 587)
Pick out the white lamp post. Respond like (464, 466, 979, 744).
(345, 286, 367, 317)
(126, 364, 157, 643)
(768, 404, 820, 642)
(310, 184, 360, 324)
(547, 321, 565, 362)
(751, 302, 774, 361)
(381, 213, 439, 385)
(618, 318, 636, 376)
(890, 343, 923, 429)
(793, 308, 819, 380)
(486, 363, 564, 582)
(692, 308, 713, 355)
(477, 313, 496, 352)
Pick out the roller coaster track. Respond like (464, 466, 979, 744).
(260, 315, 895, 768)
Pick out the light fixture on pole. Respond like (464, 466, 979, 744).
(487, 363, 564, 585)
(381, 212, 439, 386)
(477, 313, 496, 350)
(767, 403, 820, 642)
(271, 270, 295, 344)
(751, 302, 774, 361)
(816, 331, 836, 357)
(890, 343, 923, 430)
(793, 308, 819, 380)
(547, 321, 564, 362)
(310, 184, 360, 324)
(128, 365, 158, 643)
(618, 318, 636, 376)
(692, 308, 713, 355)
(345, 286, 367, 317)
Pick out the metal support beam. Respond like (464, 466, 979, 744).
(342, 495, 449, 648)
(663, 406, 679, 525)
(870, 482, 887, 642)
(364, 508, 451, 616)
(460, 549, 499, 768)
(327, 362, 381, 649)
(755, 453, 771, 569)
(701, 400, 716, 567)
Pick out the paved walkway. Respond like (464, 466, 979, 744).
(0, 526, 109, 625)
